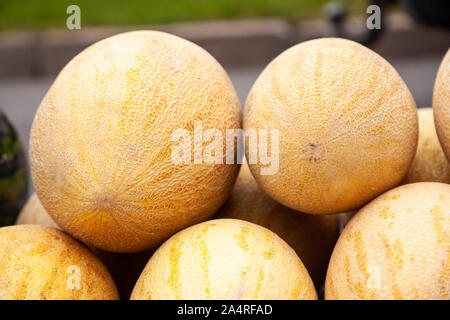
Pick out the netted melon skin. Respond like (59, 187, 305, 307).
(131, 219, 317, 300)
(403, 108, 450, 184)
(0, 225, 119, 300)
(325, 182, 450, 300)
(15, 194, 152, 300)
(16, 193, 60, 229)
(433, 49, 450, 161)
(216, 160, 339, 287)
(244, 38, 418, 214)
(30, 31, 241, 252)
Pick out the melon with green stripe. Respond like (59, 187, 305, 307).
(0, 110, 28, 226)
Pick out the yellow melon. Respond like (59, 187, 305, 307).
(433, 49, 450, 161)
(403, 108, 450, 183)
(15, 193, 152, 299)
(325, 182, 449, 300)
(215, 161, 339, 287)
(131, 219, 317, 299)
(30, 31, 241, 252)
(0, 224, 119, 299)
(16, 193, 59, 229)
(244, 38, 418, 214)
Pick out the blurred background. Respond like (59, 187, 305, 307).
(0, 0, 449, 197)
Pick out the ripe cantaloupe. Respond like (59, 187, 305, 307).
(16, 193, 59, 229)
(15, 193, 152, 299)
(403, 108, 450, 183)
(244, 38, 418, 214)
(0, 224, 119, 299)
(215, 160, 339, 287)
(325, 182, 450, 300)
(131, 219, 317, 300)
(433, 49, 450, 161)
(30, 31, 241, 252)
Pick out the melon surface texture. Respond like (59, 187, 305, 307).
(433, 49, 450, 161)
(325, 182, 450, 300)
(403, 108, 450, 184)
(30, 31, 241, 252)
(244, 38, 418, 214)
(16, 193, 59, 228)
(0, 224, 119, 299)
(15, 193, 154, 299)
(131, 219, 317, 300)
(216, 160, 339, 287)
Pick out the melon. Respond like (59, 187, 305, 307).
(15, 193, 152, 299)
(0, 224, 119, 299)
(0, 110, 28, 226)
(244, 38, 418, 214)
(215, 160, 339, 287)
(29, 31, 241, 252)
(403, 108, 450, 183)
(433, 49, 450, 161)
(16, 193, 59, 228)
(131, 219, 317, 300)
(325, 182, 450, 300)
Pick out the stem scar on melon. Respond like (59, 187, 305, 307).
(29, 30, 241, 252)
(302, 142, 325, 162)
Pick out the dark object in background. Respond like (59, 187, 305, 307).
(325, 0, 449, 46)
(324, 0, 390, 46)
(0, 110, 28, 226)
(95, 249, 154, 300)
(401, 0, 450, 28)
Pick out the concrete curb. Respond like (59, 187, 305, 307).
(0, 13, 448, 78)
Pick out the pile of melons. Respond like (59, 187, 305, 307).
(1, 31, 448, 300)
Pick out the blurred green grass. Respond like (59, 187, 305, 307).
(0, 0, 365, 30)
